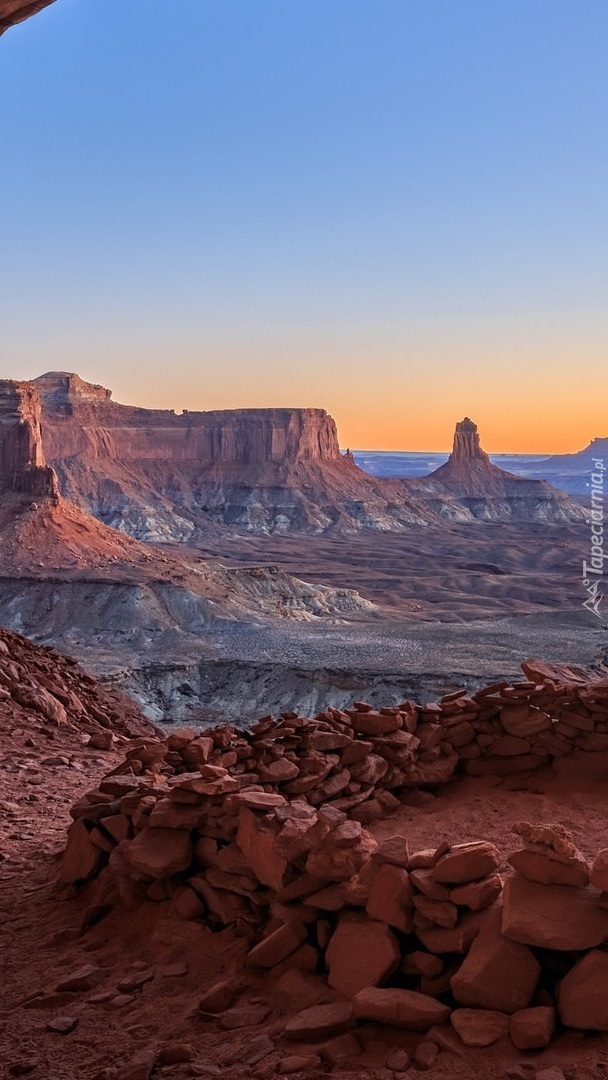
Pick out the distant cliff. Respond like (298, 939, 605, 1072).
(404, 418, 586, 523)
(32, 371, 432, 538)
(0, 381, 58, 498)
(3, 374, 585, 537)
(34, 372, 342, 467)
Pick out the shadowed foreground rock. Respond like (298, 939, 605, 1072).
(0, 0, 56, 35)
(57, 659, 608, 1057)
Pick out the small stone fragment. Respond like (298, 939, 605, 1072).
(509, 1006, 555, 1050)
(412, 1040, 439, 1070)
(353, 987, 450, 1030)
(281, 1055, 321, 1073)
(55, 964, 105, 992)
(386, 1050, 411, 1071)
(432, 841, 501, 884)
(46, 1015, 79, 1034)
(451, 1008, 509, 1046)
(246, 920, 307, 968)
(318, 1032, 361, 1066)
(284, 1001, 355, 1041)
(218, 1004, 271, 1029)
(158, 1045, 196, 1065)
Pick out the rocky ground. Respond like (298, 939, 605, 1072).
(3, 632, 608, 1080)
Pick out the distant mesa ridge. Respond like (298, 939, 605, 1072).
(33, 371, 341, 466)
(0, 374, 585, 535)
(34, 371, 112, 405)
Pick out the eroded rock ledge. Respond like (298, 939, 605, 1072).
(0, 0, 56, 35)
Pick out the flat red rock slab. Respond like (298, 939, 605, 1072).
(352, 987, 450, 1030)
(283, 1001, 355, 1041)
(502, 874, 608, 950)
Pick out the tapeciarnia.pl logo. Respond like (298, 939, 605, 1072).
(582, 458, 605, 619)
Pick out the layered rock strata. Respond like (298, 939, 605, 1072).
(31, 372, 431, 537)
(410, 417, 586, 520)
(0, 381, 58, 498)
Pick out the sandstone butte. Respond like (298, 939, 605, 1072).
(0, 379, 379, 633)
(0, 373, 586, 542)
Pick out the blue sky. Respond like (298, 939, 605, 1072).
(1, 0, 607, 450)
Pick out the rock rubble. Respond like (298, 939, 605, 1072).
(58, 658, 608, 1056)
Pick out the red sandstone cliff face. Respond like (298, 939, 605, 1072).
(6, 374, 585, 536)
(0, 381, 58, 498)
(33, 372, 432, 537)
(0, 0, 55, 34)
(34, 372, 341, 466)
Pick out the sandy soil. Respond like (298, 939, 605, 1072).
(191, 522, 595, 623)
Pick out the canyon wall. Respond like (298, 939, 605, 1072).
(3, 374, 585, 537)
(32, 371, 431, 537)
(0, 380, 58, 498)
(35, 372, 342, 467)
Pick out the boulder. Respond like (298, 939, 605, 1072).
(499, 704, 551, 738)
(284, 1002, 355, 1041)
(451, 908, 540, 1013)
(508, 850, 589, 888)
(509, 1006, 555, 1049)
(451, 1008, 509, 1046)
(432, 842, 501, 884)
(366, 864, 414, 932)
(401, 952, 444, 978)
(413, 895, 458, 927)
(558, 950, 608, 1029)
(372, 834, 410, 868)
(502, 874, 608, 950)
(450, 873, 502, 911)
(119, 828, 192, 880)
(305, 831, 377, 882)
(410, 868, 451, 900)
(236, 807, 287, 891)
(352, 987, 451, 1030)
(351, 710, 401, 736)
(326, 918, 400, 999)
(59, 819, 103, 883)
(590, 849, 608, 891)
(416, 908, 489, 954)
